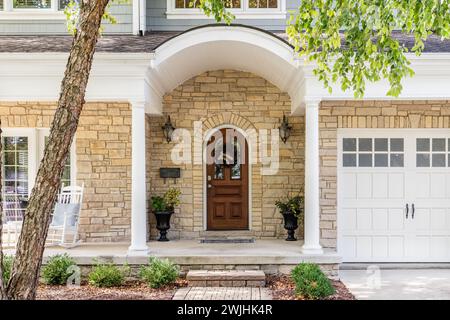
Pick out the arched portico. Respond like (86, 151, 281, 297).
(129, 25, 322, 255)
(145, 25, 305, 115)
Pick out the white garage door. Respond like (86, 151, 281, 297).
(338, 129, 450, 262)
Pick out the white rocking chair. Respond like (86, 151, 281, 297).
(47, 183, 84, 248)
(1, 194, 25, 248)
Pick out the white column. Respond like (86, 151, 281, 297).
(4, 0, 13, 11)
(128, 102, 149, 254)
(51, 0, 58, 12)
(302, 100, 323, 254)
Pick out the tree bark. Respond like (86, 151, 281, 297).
(0, 123, 5, 299)
(5, 0, 110, 300)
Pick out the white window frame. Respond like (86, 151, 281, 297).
(1, 128, 37, 197)
(1, 128, 76, 196)
(0, 0, 65, 20)
(166, 0, 287, 20)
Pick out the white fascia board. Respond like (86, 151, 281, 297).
(0, 52, 154, 103)
(298, 53, 450, 104)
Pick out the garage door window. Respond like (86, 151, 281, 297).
(342, 138, 404, 167)
(416, 138, 448, 167)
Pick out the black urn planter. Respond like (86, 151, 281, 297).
(154, 210, 173, 241)
(282, 212, 298, 241)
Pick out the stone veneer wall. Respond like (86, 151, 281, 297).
(319, 100, 450, 249)
(146, 70, 304, 240)
(0, 102, 132, 242)
(72, 263, 339, 279)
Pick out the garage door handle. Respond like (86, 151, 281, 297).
(405, 203, 409, 219)
(412, 203, 415, 219)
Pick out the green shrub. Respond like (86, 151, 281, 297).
(42, 254, 77, 285)
(139, 258, 179, 288)
(88, 263, 128, 288)
(291, 263, 335, 299)
(1, 255, 14, 283)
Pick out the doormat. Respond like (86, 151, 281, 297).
(199, 237, 255, 244)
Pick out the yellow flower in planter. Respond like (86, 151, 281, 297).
(163, 188, 181, 210)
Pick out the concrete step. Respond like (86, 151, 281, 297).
(186, 270, 266, 287)
(199, 236, 255, 243)
(199, 230, 254, 238)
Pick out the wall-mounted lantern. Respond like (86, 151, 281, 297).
(279, 115, 292, 144)
(162, 115, 175, 143)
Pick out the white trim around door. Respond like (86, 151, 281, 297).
(202, 124, 253, 231)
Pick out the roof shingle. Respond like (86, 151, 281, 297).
(0, 26, 449, 53)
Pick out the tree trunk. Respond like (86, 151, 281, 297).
(5, 0, 110, 300)
(0, 123, 5, 299)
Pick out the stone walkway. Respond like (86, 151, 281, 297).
(173, 287, 272, 300)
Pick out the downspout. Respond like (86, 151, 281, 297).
(133, 0, 139, 35)
(139, 0, 147, 36)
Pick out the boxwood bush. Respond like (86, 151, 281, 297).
(1, 255, 14, 283)
(139, 257, 179, 288)
(42, 254, 77, 285)
(88, 263, 128, 288)
(291, 263, 335, 299)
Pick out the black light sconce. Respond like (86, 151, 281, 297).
(162, 115, 175, 143)
(279, 114, 292, 143)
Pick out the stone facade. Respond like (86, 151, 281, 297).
(146, 70, 304, 240)
(319, 100, 450, 249)
(5, 90, 448, 252)
(0, 101, 132, 242)
(61, 262, 339, 279)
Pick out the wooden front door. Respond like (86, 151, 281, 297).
(206, 128, 249, 230)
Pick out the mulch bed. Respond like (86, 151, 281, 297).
(267, 274, 355, 300)
(36, 276, 354, 300)
(36, 279, 188, 300)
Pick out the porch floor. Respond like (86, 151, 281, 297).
(25, 239, 341, 266)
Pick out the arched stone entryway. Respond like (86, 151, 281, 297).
(146, 70, 304, 240)
(130, 25, 323, 255)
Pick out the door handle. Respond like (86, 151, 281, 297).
(208, 184, 212, 189)
(405, 203, 409, 219)
(412, 203, 415, 219)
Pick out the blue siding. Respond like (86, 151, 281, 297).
(147, 0, 300, 31)
(0, 4, 132, 35)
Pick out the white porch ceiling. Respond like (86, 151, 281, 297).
(146, 26, 304, 115)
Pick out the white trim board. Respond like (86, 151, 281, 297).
(0, 0, 65, 20)
(165, 0, 287, 20)
(1, 27, 450, 114)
